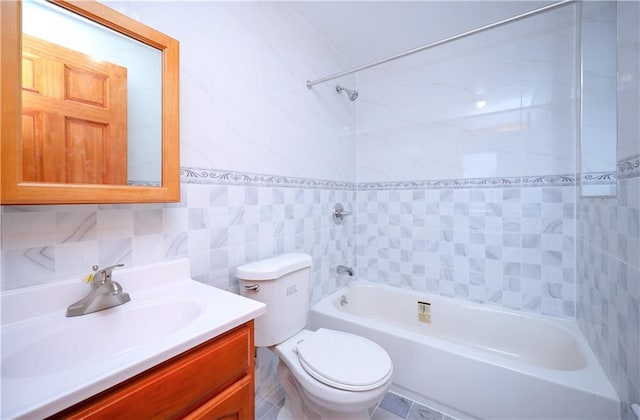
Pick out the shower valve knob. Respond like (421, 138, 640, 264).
(332, 203, 351, 224)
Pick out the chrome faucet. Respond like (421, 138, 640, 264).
(336, 265, 354, 276)
(66, 264, 130, 317)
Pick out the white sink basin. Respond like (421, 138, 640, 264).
(3, 301, 202, 378)
(1, 259, 266, 419)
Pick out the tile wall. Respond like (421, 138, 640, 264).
(577, 177, 640, 419)
(576, 3, 640, 418)
(106, 1, 358, 183)
(357, 180, 576, 318)
(353, 3, 579, 318)
(1, 175, 356, 299)
(356, 4, 577, 183)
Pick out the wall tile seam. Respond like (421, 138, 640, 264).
(577, 222, 636, 243)
(578, 236, 640, 272)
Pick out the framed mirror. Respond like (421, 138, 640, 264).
(1, 0, 180, 204)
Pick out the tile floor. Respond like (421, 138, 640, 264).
(256, 387, 456, 420)
(372, 392, 456, 420)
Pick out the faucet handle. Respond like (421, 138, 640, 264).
(93, 263, 125, 284)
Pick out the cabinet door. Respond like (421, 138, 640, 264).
(185, 375, 254, 420)
(51, 323, 253, 420)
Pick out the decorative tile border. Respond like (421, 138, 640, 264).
(618, 154, 640, 180)
(359, 174, 577, 190)
(580, 171, 616, 185)
(357, 180, 426, 190)
(180, 165, 640, 189)
(181, 167, 581, 190)
(180, 167, 356, 190)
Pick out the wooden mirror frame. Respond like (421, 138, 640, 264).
(0, 0, 180, 204)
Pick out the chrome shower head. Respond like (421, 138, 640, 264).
(336, 85, 358, 101)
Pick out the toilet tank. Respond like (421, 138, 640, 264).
(237, 253, 312, 347)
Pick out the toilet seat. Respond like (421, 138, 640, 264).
(294, 329, 392, 391)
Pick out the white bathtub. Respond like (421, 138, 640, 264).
(309, 281, 619, 420)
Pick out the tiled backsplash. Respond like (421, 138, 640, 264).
(0, 173, 357, 306)
(356, 180, 576, 318)
(2, 168, 578, 320)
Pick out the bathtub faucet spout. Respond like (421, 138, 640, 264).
(337, 265, 354, 276)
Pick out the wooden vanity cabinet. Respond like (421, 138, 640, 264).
(50, 321, 255, 420)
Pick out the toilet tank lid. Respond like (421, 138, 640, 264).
(236, 253, 312, 280)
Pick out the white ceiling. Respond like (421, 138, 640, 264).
(287, 1, 559, 68)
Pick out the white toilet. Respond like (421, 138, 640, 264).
(237, 253, 393, 420)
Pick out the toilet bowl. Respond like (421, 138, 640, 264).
(237, 253, 393, 420)
(274, 329, 393, 419)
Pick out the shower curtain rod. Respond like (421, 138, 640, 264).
(306, 0, 576, 89)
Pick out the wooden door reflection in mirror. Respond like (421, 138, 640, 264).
(22, 34, 128, 184)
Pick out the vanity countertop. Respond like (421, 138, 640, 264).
(1, 258, 266, 419)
